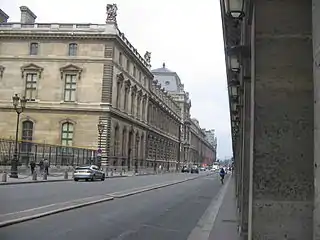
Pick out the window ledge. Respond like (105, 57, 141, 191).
(27, 99, 40, 103)
(60, 101, 79, 104)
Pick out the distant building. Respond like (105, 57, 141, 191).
(152, 63, 216, 166)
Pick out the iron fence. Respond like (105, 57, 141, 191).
(0, 138, 97, 167)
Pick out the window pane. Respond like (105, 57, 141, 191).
(61, 140, 67, 146)
(68, 124, 74, 131)
(62, 123, 69, 131)
(70, 91, 76, 101)
(64, 90, 70, 101)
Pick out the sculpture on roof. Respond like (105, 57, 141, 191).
(144, 51, 151, 66)
(106, 4, 118, 23)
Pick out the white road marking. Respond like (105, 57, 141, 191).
(187, 176, 231, 240)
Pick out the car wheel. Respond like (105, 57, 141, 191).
(101, 174, 105, 181)
(74, 178, 78, 181)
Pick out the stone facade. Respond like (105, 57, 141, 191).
(152, 64, 216, 167)
(0, 5, 212, 172)
(220, 0, 317, 239)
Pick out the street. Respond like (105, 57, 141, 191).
(0, 173, 197, 214)
(0, 172, 227, 240)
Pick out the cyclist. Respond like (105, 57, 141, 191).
(219, 168, 226, 184)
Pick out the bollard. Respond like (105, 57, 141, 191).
(111, 169, 113, 177)
(43, 172, 47, 180)
(64, 170, 68, 179)
(1, 172, 7, 182)
(32, 171, 37, 181)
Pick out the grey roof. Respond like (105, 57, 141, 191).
(152, 63, 182, 92)
(151, 62, 174, 73)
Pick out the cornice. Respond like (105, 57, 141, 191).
(0, 56, 111, 63)
(113, 39, 154, 79)
(0, 32, 117, 41)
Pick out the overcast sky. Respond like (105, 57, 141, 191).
(2, 0, 232, 159)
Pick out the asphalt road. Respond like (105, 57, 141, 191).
(0, 173, 209, 214)
(0, 174, 222, 240)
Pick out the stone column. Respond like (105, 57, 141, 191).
(313, 0, 320, 238)
(249, 1, 314, 239)
(240, 77, 250, 238)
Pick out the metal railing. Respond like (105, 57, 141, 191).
(0, 138, 96, 167)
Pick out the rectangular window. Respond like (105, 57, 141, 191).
(25, 73, 37, 101)
(64, 74, 77, 102)
(133, 66, 136, 77)
(139, 72, 142, 82)
(30, 43, 38, 55)
(137, 97, 141, 118)
(124, 87, 128, 111)
(119, 52, 123, 66)
(116, 81, 121, 108)
(126, 59, 130, 72)
(68, 43, 78, 56)
(61, 122, 74, 146)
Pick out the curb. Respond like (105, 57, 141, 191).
(0, 196, 114, 228)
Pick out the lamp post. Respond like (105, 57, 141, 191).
(229, 55, 240, 72)
(224, 0, 245, 19)
(10, 94, 27, 178)
(97, 120, 105, 168)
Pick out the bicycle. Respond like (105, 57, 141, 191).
(220, 174, 225, 184)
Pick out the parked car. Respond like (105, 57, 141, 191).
(181, 166, 190, 173)
(190, 165, 199, 174)
(73, 165, 105, 181)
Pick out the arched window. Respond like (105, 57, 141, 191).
(61, 122, 74, 146)
(22, 120, 34, 141)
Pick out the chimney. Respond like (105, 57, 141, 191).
(0, 9, 9, 23)
(20, 6, 37, 24)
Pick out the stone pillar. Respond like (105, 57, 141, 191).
(313, 0, 320, 238)
(240, 77, 251, 238)
(249, 1, 314, 239)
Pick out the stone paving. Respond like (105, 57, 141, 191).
(209, 174, 240, 240)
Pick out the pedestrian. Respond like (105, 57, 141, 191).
(44, 159, 49, 175)
(39, 159, 44, 175)
(30, 160, 36, 175)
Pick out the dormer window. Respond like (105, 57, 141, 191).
(68, 43, 78, 56)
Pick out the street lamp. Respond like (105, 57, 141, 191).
(97, 120, 105, 168)
(229, 55, 240, 72)
(224, 0, 245, 19)
(228, 79, 240, 103)
(10, 94, 27, 178)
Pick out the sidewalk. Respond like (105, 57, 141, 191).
(208, 175, 240, 240)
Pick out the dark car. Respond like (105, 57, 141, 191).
(181, 166, 190, 173)
(190, 165, 199, 174)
